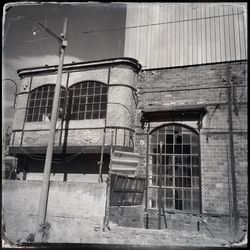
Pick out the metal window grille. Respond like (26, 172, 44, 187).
(149, 124, 200, 213)
(69, 81, 107, 120)
(26, 85, 66, 122)
(110, 174, 146, 206)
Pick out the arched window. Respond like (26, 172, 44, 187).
(26, 85, 66, 122)
(69, 81, 107, 120)
(149, 124, 200, 213)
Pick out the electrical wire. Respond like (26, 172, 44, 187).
(18, 134, 103, 164)
(5, 12, 244, 47)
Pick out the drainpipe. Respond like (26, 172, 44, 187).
(226, 63, 239, 237)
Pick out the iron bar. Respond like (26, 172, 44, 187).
(98, 67, 111, 183)
(145, 122, 150, 229)
(157, 141, 163, 229)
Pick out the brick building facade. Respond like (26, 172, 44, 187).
(8, 57, 247, 239)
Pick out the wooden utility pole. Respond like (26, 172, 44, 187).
(35, 18, 68, 242)
(226, 63, 239, 237)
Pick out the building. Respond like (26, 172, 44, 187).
(6, 2, 247, 242)
(9, 58, 141, 182)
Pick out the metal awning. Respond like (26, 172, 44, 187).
(140, 104, 207, 129)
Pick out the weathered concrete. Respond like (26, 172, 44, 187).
(11, 59, 140, 150)
(2, 180, 107, 243)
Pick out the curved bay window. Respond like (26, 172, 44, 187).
(69, 81, 107, 120)
(26, 85, 66, 122)
(149, 124, 200, 213)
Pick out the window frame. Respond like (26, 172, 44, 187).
(148, 123, 201, 214)
(25, 81, 108, 123)
(68, 80, 108, 121)
(26, 84, 66, 123)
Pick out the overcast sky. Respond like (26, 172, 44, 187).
(2, 2, 127, 131)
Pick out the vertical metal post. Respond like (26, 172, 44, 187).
(158, 141, 163, 230)
(226, 63, 239, 237)
(145, 122, 150, 229)
(35, 18, 68, 242)
(98, 67, 111, 182)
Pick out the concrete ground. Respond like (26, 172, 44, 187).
(99, 222, 230, 247)
(3, 222, 233, 249)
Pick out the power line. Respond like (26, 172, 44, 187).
(5, 12, 244, 47)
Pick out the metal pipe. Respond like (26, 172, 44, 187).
(158, 141, 163, 229)
(34, 18, 68, 242)
(98, 67, 111, 183)
(145, 122, 150, 229)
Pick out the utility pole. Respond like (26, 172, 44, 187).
(35, 18, 68, 242)
(226, 63, 239, 238)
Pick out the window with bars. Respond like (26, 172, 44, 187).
(148, 124, 200, 213)
(26, 85, 66, 122)
(69, 81, 107, 120)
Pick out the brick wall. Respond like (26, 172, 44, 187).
(134, 60, 248, 235)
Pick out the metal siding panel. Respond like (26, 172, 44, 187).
(201, 6, 206, 64)
(214, 7, 221, 62)
(183, 7, 188, 66)
(234, 8, 241, 60)
(196, 7, 202, 64)
(205, 6, 211, 63)
(155, 5, 160, 69)
(240, 11, 247, 59)
(124, 3, 247, 69)
(188, 7, 193, 65)
(223, 7, 231, 61)
(176, 6, 180, 67)
(219, 7, 226, 62)
(210, 7, 216, 63)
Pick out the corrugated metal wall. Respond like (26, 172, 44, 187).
(124, 3, 247, 69)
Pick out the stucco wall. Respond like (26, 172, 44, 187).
(2, 180, 107, 243)
(11, 63, 138, 150)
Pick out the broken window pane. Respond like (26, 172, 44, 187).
(149, 124, 200, 213)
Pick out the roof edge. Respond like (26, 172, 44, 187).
(17, 57, 142, 78)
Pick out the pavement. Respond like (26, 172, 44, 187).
(2, 222, 234, 249)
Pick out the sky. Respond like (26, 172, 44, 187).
(2, 2, 127, 132)
(2, 2, 247, 133)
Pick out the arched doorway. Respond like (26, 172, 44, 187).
(148, 123, 201, 213)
